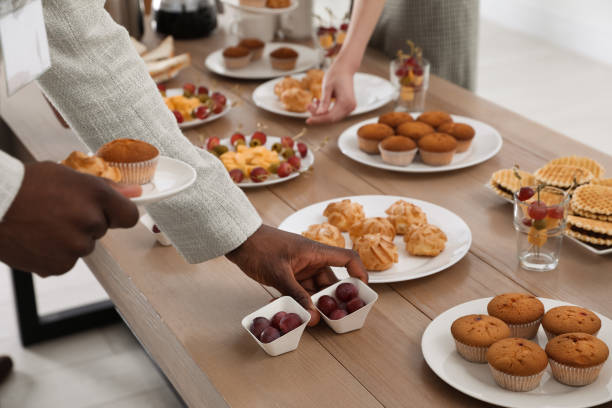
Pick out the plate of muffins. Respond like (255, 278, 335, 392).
(337, 110, 503, 173)
(252, 72, 396, 118)
(61, 139, 197, 206)
(205, 42, 319, 80)
(221, 0, 297, 14)
(422, 294, 612, 408)
(278, 195, 471, 283)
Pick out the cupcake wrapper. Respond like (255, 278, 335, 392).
(508, 318, 542, 339)
(488, 364, 544, 392)
(544, 328, 600, 341)
(454, 340, 488, 363)
(107, 156, 158, 185)
(549, 359, 605, 386)
(378, 146, 417, 166)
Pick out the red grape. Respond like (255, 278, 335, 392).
(340, 23, 349, 31)
(250, 317, 270, 338)
(317, 295, 338, 316)
(157, 83, 166, 93)
(197, 86, 209, 95)
(404, 57, 416, 66)
(337, 302, 347, 311)
(517, 186, 535, 201)
(211, 92, 227, 106)
(347, 297, 365, 314)
(252, 131, 267, 145)
(183, 83, 196, 94)
(270, 311, 287, 330)
(287, 156, 301, 171)
(528, 201, 548, 220)
(522, 218, 533, 227)
(229, 169, 244, 183)
(327, 26, 337, 34)
(297, 142, 308, 158)
(547, 205, 564, 219)
(250, 167, 268, 183)
(172, 110, 183, 123)
(206, 137, 220, 150)
(279, 313, 303, 334)
(281, 136, 294, 149)
(395, 67, 407, 78)
(260, 326, 280, 343)
(336, 282, 358, 302)
(316, 26, 328, 36)
(211, 100, 223, 114)
(329, 309, 347, 320)
(194, 106, 209, 120)
(277, 162, 293, 178)
(230, 133, 245, 146)
(152, 224, 161, 233)
(413, 66, 423, 76)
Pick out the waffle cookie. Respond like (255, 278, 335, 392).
(546, 156, 605, 179)
(591, 178, 612, 188)
(489, 169, 536, 200)
(571, 184, 612, 218)
(566, 215, 612, 247)
(570, 206, 612, 222)
(534, 164, 593, 189)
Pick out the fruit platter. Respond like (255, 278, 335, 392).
(158, 82, 231, 129)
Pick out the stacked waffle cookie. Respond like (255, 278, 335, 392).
(567, 184, 612, 248)
(534, 156, 604, 190)
(489, 169, 536, 201)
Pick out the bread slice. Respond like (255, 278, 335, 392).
(142, 36, 174, 62)
(146, 53, 191, 83)
(130, 36, 148, 56)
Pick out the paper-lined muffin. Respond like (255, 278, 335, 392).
(238, 38, 265, 61)
(356, 123, 394, 154)
(378, 111, 413, 129)
(222, 46, 251, 69)
(349, 217, 395, 242)
(541, 305, 601, 340)
(396, 121, 435, 141)
(352, 233, 398, 271)
(451, 314, 511, 363)
(323, 199, 365, 232)
(417, 133, 457, 166)
(489, 168, 537, 201)
(487, 293, 544, 339)
(437, 122, 475, 153)
(302, 223, 345, 248)
(97, 139, 159, 184)
(417, 111, 453, 128)
(487, 338, 548, 392)
(546, 333, 609, 386)
(378, 136, 417, 166)
(385, 200, 427, 234)
(270, 47, 298, 70)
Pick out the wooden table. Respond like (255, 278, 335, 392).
(2, 20, 611, 408)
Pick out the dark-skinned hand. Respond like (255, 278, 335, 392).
(0, 162, 140, 277)
(226, 224, 368, 326)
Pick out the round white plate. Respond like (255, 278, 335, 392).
(164, 89, 232, 129)
(338, 114, 503, 173)
(221, 0, 298, 14)
(131, 156, 197, 205)
(278, 195, 471, 283)
(252, 72, 396, 118)
(422, 297, 612, 408)
(205, 43, 319, 80)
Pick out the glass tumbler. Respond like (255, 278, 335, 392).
(389, 58, 430, 112)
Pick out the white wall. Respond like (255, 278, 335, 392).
(481, 0, 612, 66)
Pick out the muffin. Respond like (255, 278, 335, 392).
(270, 47, 299, 71)
(396, 121, 435, 141)
(541, 306, 601, 340)
(378, 136, 417, 166)
(352, 233, 398, 271)
(487, 293, 545, 339)
(97, 139, 159, 184)
(403, 224, 447, 257)
(302, 223, 345, 248)
(356, 123, 394, 154)
(384, 200, 427, 234)
(239, 0, 265, 7)
(417, 111, 453, 128)
(222, 46, 251, 69)
(378, 111, 413, 129)
(238, 38, 265, 61)
(349, 217, 396, 242)
(487, 338, 548, 392)
(417, 133, 457, 166)
(323, 199, 365, 232)
(438, 122, 475, 153)
(451, 314, 511, 363)
(266, 0, 290, 7)
(546, 333, 609, 386)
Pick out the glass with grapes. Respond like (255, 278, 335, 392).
(389, 41, 430, 112)
(514, 181, 569, 272)
(313, 7, 349, 68)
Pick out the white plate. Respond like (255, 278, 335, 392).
(164, 89, 232, 129)
(252, 72, 397, 118)
(338, 114, 503, 173)
(205, 43, 319, 80)
(221, 0, 298, 14)
(131, 156, 197, 205)
(422, 297, 612, 408)
(278, 195, 471, 283)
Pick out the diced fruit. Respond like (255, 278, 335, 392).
(194, 106, 210, 120)
(197, 86, 209, 95)
(317, 295, 338, 316)
(282, 148, 295, 159)
(250, 317, 270, 338)
(172, 110, 184, 123)
(260, 326, 280, 343)
(268, 162, 280, 174)
(329, 309, 347, 320)
(533, 219, 547, 230)
(287, 156, 301, 171)
(229, 169, 244, 183)
(279, 313, 302, 334)
(211, 100, 224, 114)
(347, 297, 365, 313)
(206, 137, 220, 150)
(517, 186, 535, 201)
(277, 162, 294, 178)
(230, 132, 245, 146)
(183, 83, 196, 94)
(522, 218, 533, 227)
(270, 311, 287, 330)
(250, 167, 268, 183)
(297, 142, 308, 158)
(212, 145, 228, 155)
(528, 201, 548, 220)
(281, 136, 294, 149)
(547, 205, 564, 219)
(152, 225, 161, 233)
(271, 142, 283, 153)
(252, 131, 267, 145)
(211, 92, 227, 106)
(340, 23, 349, 31)
(336, 282, 358, 302)
(395, 67, 407, 78)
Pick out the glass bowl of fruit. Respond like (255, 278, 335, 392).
(389, 41, 430, 112)
(313, 8, 349, 68)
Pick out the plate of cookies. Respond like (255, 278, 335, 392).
(337, 111, 503, 173)
(252, 72, 396, 118)
(422, 295, 612, 408)
(205, 42, 319, 80)
(278, 195, 471, 283)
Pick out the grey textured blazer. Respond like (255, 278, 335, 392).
(0, 0, 262, 264)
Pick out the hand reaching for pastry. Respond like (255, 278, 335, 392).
(226, 224, 368, 326)
(306, 61, 357, 125)
(0, 162, 140, 277)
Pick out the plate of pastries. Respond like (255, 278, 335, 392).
(252, 71, 396, 118)
(487, 156, 612, 255)
(61, 139, 196, 205)
(422, 294, 612, 408)
(221, 0, 297, 14)
(205, 42, 318, 79)
(278, 195, 472, 283)
(337, 111, 503, 173)
(159, 82, 231, 129)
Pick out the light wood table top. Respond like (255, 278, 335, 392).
(2, 19, 611, 408)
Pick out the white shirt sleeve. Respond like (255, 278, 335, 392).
(0, 151, 24, 221)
